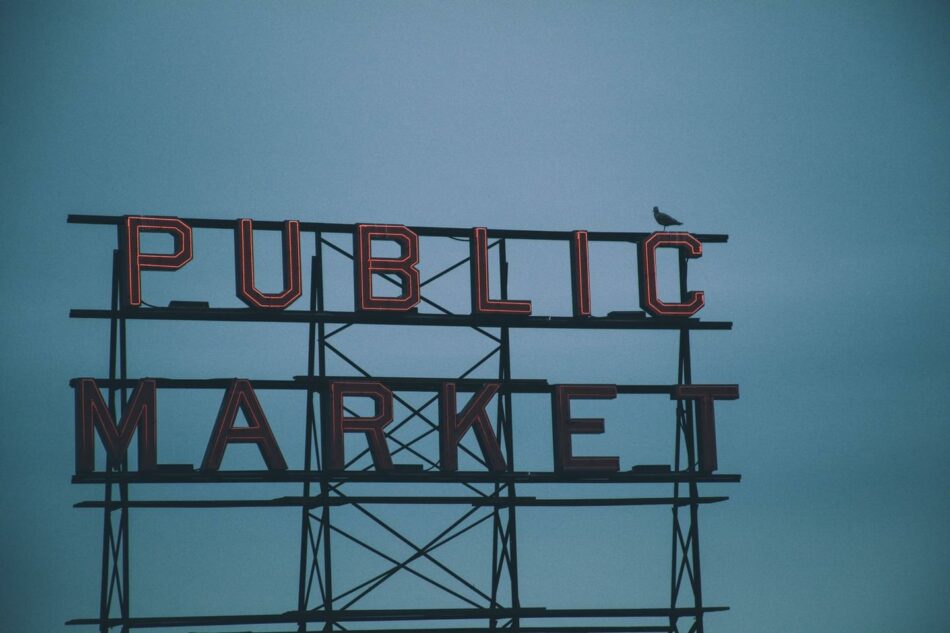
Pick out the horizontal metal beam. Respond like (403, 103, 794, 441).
(67, 605, 729, 627)
(190, 627, 675, 633)
(292, 377, 677, 395)
(189, 628, 675, 633)
(69, 307, 732, 330)
(67, 214, 729, 243)
(67, 375, 680, 395)
(75, 495, 729, 509)
(72, 470, 740, 485)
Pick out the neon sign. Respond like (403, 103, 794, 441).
(118, 217, 709, 317)
(68, 213, 741, 633)
(73, 377, 737, 474)
(73, 215, 739, 478)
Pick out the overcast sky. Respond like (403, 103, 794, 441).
(2, 2, 949, 632)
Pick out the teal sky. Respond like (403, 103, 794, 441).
(2, 2, 949, 631)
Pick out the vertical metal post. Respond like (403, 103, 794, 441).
(119, 294, 130, 633)
(316, 235, 333, 632)
(298, 236, 320, 631)
(669, 384, 684, 631)
(101, 245, 131, 632)
(100, 249, 120, 633)
(491, 238, 520, 629)
(672, 249, 704, 633)
(500, 239, 521, 627)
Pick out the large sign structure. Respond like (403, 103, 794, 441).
(67, 214, 741, 633)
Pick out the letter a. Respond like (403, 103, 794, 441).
(202, 380, 287, 471)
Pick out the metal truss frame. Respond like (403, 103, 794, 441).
(66, 216, 738, 633)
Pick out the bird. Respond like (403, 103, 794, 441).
(652, 206, 683, 231)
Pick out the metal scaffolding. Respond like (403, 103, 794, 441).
(67, 215, 739, 633)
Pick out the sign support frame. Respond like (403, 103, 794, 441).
(67, 216, 738, 633)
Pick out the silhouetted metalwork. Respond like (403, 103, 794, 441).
(67, 215, 738, 633)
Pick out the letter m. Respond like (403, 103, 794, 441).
(74, 378, 157, 473)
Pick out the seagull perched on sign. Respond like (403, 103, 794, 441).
(652, 206, 683, 231)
